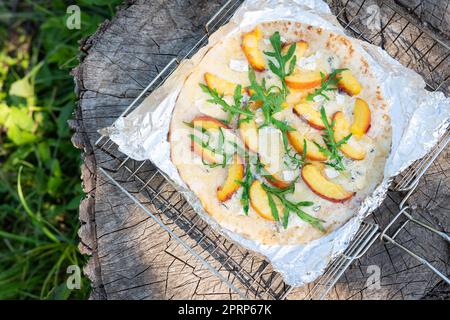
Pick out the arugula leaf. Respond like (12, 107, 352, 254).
(189, 127, 231, 168)
(306, 68, 348, 102)
(262, 181, 295, 196)
(301, 138, 308, 164)
(199, 83, 252, 123)
(282, 207, 290, 229)
(315, 105, 352, 171)
(248, 68, 308, 169)
(183, 121, 210, 136)
(272, 119, 306, 169)
(267, 192, 280, 221)
(262, 182, 324, 231)
(227, 84, 243, 123)
(239, 166, 253, 215)
(189, 133, 223, 168)
(264, 31, 297, 97)
(294, 210, 325, 232)
(218, 128, 230, 168)
(255, 158, 290, 187)
(248, 68, 283, 128)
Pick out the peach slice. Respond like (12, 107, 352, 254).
(285, 70, 324, 90)
(337, 70, 362, 96)
(301, 164, 355, 202)
(285, 88, 312, 105)
(252, 100, 289, 111)
(249, 180, 283, 221)
(281, 41, 309, 59)
(249, 100, 263, 110)
(217, 155, 244, 202)
(192, 115, 229, 130)
(246, 88, 263, 110)
(333, 112, 366, 160)
(190, 115, 228, 164)
(350, 98, 371, 138)
(191, 138, 221, 164)
(204, 72, 239, 96)
(242, 27, 266, 72)
(293, 101, 327, 130)
(287, 130, 327, 161)
(261, 165, 292, 189)
(239, 114, 258, 153)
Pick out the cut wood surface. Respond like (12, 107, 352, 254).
(71, 0, 449, 299)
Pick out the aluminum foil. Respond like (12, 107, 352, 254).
(101, 0, 450, 287)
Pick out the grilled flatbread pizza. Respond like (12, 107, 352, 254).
(169, 21, 391, 245)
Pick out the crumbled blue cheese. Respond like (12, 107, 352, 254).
(297, 51, 321, 70)
(282, 170, 297, 181)
(229, 59, 248, 72)
(324, 167, 340, 179)
(296, 51, 340, 74)
(327, 54, 340, 71)
(313, 95, 325, 103)
(335, 92, 346, 106)
(333, 157, 369, 191)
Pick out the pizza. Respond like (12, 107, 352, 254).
(169, 21, 391, 245)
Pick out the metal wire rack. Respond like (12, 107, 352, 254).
(93, 0, 449, 299)
(381, 131, 450, 286)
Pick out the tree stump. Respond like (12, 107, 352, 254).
(71, 0, 449, 299)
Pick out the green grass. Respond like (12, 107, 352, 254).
(0, 0, 123, 299)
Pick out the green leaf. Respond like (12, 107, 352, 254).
(17, 166, 58, 242)
(239, 168, 253, 215)
(57, 103, 74, 138)
(9, 77, 34, 99)
(263, 32, 297, 97)
(7, 126, 37, 145)
(282, 207, 289, 229)
(336, 133, 353, 147)
(261, 181, 323, 231)
(295, 210, 325, 232)
(66, 194, 84, 210)
(284, 43, 297, 62)
(47, 175, 63, 196)
(288, 55, 297, 75)
(45, 283, 72, 300)
(0, 103, 10, 125)
(37, 142, 51, 166)
(199, 83, 252, 121)
(307, 68, 348, 101)
(267, 192, 279, 221)
(5, 106, 34, 131)
(315, 105, 348, 171)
